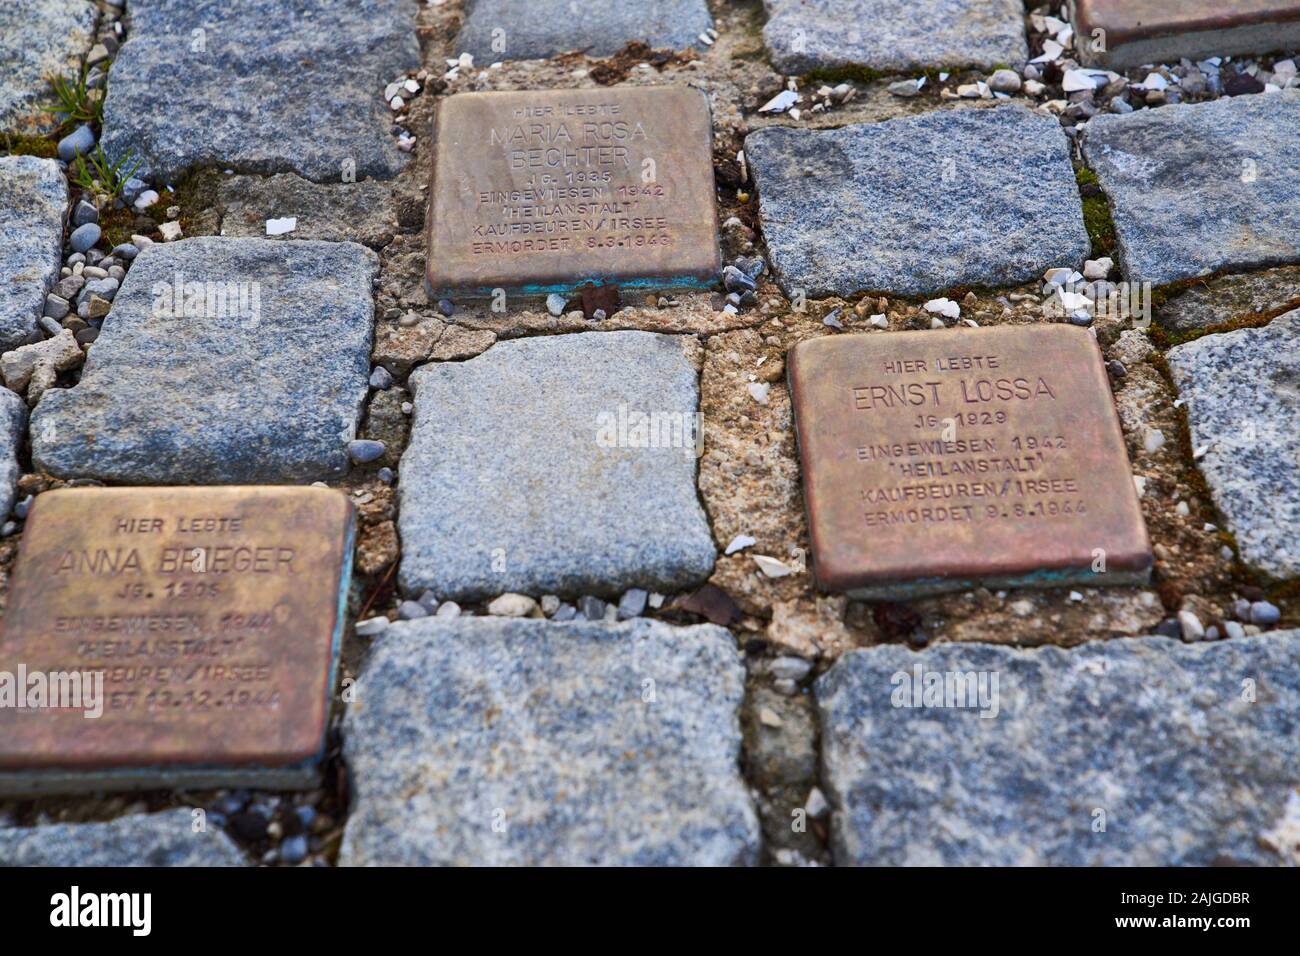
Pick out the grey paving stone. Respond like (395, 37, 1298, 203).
(398, 330, 715, 601)
(746, 105, 1088, 298)
(215, 173, 399, 249)
(0, 0, 98, 136)
(0, 156, 68, 352)
(31, 237, 375, 484)
(456, 0, 712, 62)
(762, 0, 1028, 74)
(339, 617, 759, 866)
(818, 633, 1300, 866)
(1082, 91, 1300, 286)
(100, 0, 419, 184)
(1166, 309, 1300, 579)
(1156, 264, 1300, 333)
(0, 809, 248, 866)
(0, 389, 25, 519)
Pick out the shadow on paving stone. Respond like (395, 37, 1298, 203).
(31, 237, 376, 484)
(100, 0, 419, 184)
(817, 633, 1300, 865)
(745, 105, 1089, 299)
(339, 617, 760, 866)
(0, 809, 248, 866)
(214, 173, 402, 249)
(1155, 264, 1300, 333)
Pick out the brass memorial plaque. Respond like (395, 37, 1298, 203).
(0, 486, 354, 794)
(788, 326, 1152, 599)
(425, 85, 721, 298)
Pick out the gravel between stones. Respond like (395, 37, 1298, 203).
(340, 617, 759, 866)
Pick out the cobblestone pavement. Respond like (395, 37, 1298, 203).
(0, 0, 1298, 867)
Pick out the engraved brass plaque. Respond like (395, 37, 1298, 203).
(425, 85, 721, 298)
(1074, 0, 1300, 67)
(788, 326, 1152, 599)
(0, 487, 353, 791)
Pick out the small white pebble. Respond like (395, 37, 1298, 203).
(923, 297, 960, 319)
(752, 554, 795, 578)
(725, 534, 757, 555)
(1178, 610, 1205, 642)
(354, 616, 389, 637)
(265, 216, 297, 236)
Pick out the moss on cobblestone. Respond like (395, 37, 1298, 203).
(1075, 164, 1117, 259)
(96, 204, 135, 249)
(160, 169, 225, 239)
(1148, 274, 1210, 314)
(801, 64, 888, 85)
(0, 133, 58, 158)
(1149, 282, 1300, 349)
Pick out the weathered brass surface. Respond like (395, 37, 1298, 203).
(1075, 0, 1300, 41)
(1073, 0, 1300, 66)
(0, 487, 352, 775)
(788, 326, 1152, 599)
(425, 85, 720, 298)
